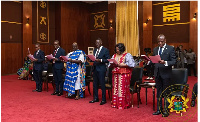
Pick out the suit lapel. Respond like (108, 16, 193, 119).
(34, 51, 37, 58)
(55, 48, 59, 57)
(162, 45, 168, 55)
(155, 47, 159, 55)
(98, 47, 103, 58)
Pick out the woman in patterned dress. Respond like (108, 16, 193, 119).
(110, 43, 135, 109)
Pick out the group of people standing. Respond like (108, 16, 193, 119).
(175, 45, 197, 76)
(24, 34, 194, 118)
(29, 38, 136, 109)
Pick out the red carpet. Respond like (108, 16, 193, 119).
(1, 75, 198, 122)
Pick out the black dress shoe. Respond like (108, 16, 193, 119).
(89, 99, 99, 103)
(153, 111, 161, 115)
(32, 89, 38, 92)
(191, 100, 195, 107)
(162, 112, 169, 117)
(100, 101, 107, 105)
(51, 92, 59, 95)
(57, 92, 63, 96)
(37, 90, 42, 92)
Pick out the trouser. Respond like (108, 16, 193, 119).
(187, 63, 196, 76)
(33, 69, 43, 91)
(155, 74, 171, 112)
(192, 83, 198, 100)
(146, 64, 154, 77)
(53, 68, 63, 93)
(93, 70, 106, 101)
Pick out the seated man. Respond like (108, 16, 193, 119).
(191, 82, 198, 107)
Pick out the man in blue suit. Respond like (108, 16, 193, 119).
(51, 40, 66, 96)
(152, 34, 176, 117)
(32, 43, 45, 92)
(89, 38, 110, 105)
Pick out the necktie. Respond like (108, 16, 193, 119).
(159, 47, 162, 55)
(54, 49, 57, 56)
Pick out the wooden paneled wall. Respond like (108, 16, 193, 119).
(190, 1, 198, 56)
(23, 1, 33, 60)
(1, 1, 23, 75)
(60, 1, 90, 54)
(190, 1, 198, 72)
(108, 3, 116, 56)
(1, 43, 22, 75)
(138, 1, 143, 55)
(142, 1, 152, 55)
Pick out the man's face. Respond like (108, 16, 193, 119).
(54, 41, 59, 49)
(72, 43, 78, 51)
(95, 40, 102, 48)
(157, 38, 166, 48)
(35, 45, 40, 51)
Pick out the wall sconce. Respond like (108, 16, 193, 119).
(145, 18, 150, 24)
(26, 18, 29, 24)
(110, 20, 113, 28)
(193, 13, 197, 20)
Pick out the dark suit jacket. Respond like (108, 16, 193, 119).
(53, 47, 66, 69)
(93, 46, 110, 72)
(153, 44, 176, 79)
(33, 50, 45, 71)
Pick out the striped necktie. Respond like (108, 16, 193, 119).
(159, 47, 162, 55)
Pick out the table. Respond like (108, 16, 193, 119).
(137, 82, 156, 111)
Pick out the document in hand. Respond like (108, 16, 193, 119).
(88, 55, 96, 61)
(108, 59, 118, 65)
(141, 55, 150, 61)
(149, 55, 161, 63)
(59, 56, 68, 62)
(27, 54, 36, 61)
(46, 54, 54, 60)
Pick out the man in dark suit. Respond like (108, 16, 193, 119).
(152, 34, 176, 117)
(51, 40, 66, 96)
(32, 43, 45, 92)
(89, 38, 110, 105)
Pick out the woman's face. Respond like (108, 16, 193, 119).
(116, 47, 121, 55)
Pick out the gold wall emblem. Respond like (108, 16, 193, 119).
(40, 33, 46, 40)
(163, 4, 180, 22)
(40, 16, 47, 25)
(40, 1, 47, 8)
(94, 14, 105, 29)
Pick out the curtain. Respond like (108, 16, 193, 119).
(116, 1, 139, 56)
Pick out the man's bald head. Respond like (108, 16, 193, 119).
(157, 34, 166, 47)
(157, 34, 166, 41)
(72, 42, 78, 51)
